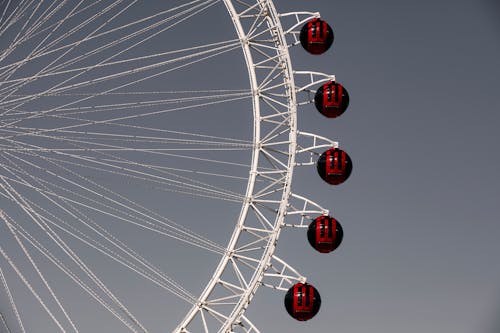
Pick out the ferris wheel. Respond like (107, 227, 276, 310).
(0, 1, 352, 332)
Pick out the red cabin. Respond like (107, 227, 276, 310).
(317, 148, 352, 185)
(314, 81, 350, 118)
(299, 18, 334, 55)
(284, 283, 321, 321)
(307, 215, 343, 253)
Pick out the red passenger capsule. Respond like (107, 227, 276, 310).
(307, 215, 343, 253)
(314, 81, 350, 118)
(284, 283, 321, 321)
(317, 148, 352, 185)
(299, 18, 334, 55)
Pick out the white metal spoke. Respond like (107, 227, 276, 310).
(0, 175, 148, 332)
(0, 151, 228, 255)
(0, 194, 79, 333)
(0, 242, 68, 332)
(0, 261, 25, 333)
(1, 152, 201, 303)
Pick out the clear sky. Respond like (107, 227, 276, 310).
(268, 1, 500, 333)
(0, 1, 499, 333)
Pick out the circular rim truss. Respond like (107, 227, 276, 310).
(176, 2, 341, 333)
(176, 1, 298, 332)
(0, 1, 343, 332)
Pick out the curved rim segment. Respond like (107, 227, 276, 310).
(174, 0, 298, 332)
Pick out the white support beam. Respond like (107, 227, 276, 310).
(295, 131, 338, 167)
(278, 11, 321, 46)
(261, 255, 305, 291)
(285, 193, 329, 228)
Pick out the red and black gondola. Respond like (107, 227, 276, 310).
(299, 18, 334, 55)
(284, 283, 321, 321)
(314, 81, 349, 118)
(317, 148, 352, 185)
(307, 215, 343, 253)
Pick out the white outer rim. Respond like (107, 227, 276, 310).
(174, 0, 298, 332)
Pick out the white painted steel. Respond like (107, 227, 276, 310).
(175, 1, 299, 332)
(0, 1, 341, 332)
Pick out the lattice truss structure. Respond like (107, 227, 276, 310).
(0, 1, 341, 332)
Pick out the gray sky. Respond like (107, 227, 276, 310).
(265, 1, 500, 333)
(1, 1, 499, 333)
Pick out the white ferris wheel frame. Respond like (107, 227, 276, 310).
(0, 1, 342, 332)
(176, 1, 339, 333)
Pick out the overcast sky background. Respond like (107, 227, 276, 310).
(1, 0, 499, 333)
